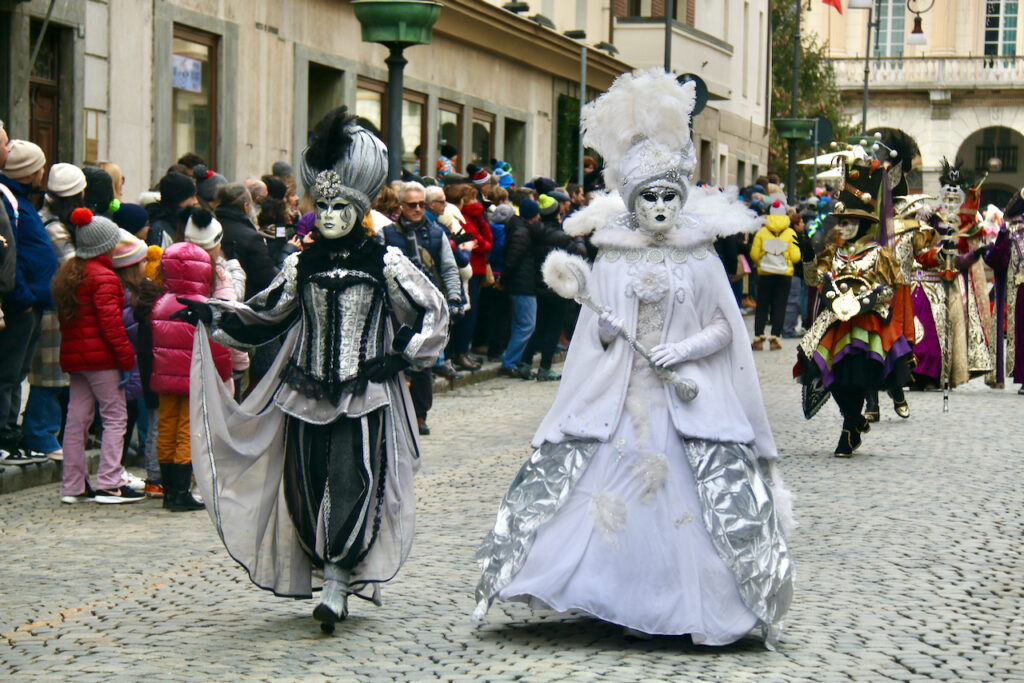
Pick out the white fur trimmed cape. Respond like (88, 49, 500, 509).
(534, 187, 776, 460)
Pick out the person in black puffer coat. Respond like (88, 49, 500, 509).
(518, 194, 587, 381)
(499, 200, 546, 374)
(214, 183, 277, 300)
(214, 183, 281, 388)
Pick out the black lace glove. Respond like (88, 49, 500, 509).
(392, 324, 415, 353)
(361, 354, 410, 383)
(170, 297, 213, 326)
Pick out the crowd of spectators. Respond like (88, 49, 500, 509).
(0, 124, 597, 503)
(1, 111, 839, 502)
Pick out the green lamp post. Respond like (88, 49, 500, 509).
(773, 118, 815, 204)
(352, 0, 443, 181)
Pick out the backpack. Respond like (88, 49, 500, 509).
(759, 237, 791, 275)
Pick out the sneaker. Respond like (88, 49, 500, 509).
(144, 481, 164, 498)
(121, 470, 146, 491)
(46, 449, 64, 461)
(515, 364, 534, 380)
(61, 481, 96, 504)
(94, 485, 146, 504)
(0, 446, 48, 466)
(417, 418, 431, 436)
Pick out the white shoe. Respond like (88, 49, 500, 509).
(121, 470, 146, 491)
(61, 482, 96, 504)
(47, 449, 64, 461)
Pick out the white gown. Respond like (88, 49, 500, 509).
(497, 292, 759, 644)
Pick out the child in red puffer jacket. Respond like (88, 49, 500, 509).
(53, 209, 143, 504)
(150, 241, 232, 511)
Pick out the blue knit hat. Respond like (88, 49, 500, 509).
(518, 199, 540, 220)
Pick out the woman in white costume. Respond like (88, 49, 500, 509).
(473, 70, 793, 648)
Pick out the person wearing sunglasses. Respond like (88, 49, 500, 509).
(382, 182, 463, 435)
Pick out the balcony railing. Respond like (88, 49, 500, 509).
(832, 56, 1024, 90)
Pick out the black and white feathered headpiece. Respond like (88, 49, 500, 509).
(299, 107, 387, 217)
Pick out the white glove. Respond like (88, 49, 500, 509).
(651, 342, 687, 367)
(597, 308, 624, 346)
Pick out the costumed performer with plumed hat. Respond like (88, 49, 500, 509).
(172, 107, 449, 631)
(473, 69, 794, 648)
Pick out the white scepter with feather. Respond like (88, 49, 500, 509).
(543, 251, 699, 401)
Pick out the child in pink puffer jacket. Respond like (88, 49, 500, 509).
(150, 240, 231, 511)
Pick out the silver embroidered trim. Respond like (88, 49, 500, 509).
(599, 245, 709, 265)
(683, 439, 793, 649)
(473, 440, 599, 619)
(473, 436, 793, 648)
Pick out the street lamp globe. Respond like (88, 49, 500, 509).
(907, 15, 927, 46)
(988, 157, 1003, 173)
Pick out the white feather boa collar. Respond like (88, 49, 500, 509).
(564, 185, 763, 251)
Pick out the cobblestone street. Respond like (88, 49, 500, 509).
(1, 335, 1022, 681)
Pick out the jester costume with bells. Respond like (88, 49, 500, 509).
(796, 154, 915, 456)
(474, 70, 793, 648)
(176, 108, 448, 631)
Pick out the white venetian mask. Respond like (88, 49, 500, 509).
(315, 197, 359, 239)
(633, 181, 685, 234)
(837, 219, 859, 241)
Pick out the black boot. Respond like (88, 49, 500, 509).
(165, 464, 204, 512)
(834, 416, 867, 457)
(160, 463, 177, 510)
(864, 391, 880, 422)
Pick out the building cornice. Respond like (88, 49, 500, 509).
(430, 0, 634, 88)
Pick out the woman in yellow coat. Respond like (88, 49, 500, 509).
(749, 200, 801, 350)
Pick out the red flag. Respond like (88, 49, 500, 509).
(822, 0, 843, 13)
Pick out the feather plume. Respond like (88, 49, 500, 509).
(582, 69, 696, 188)
(880, 129, 919, 175)
(541, 250, 590, 300)
(589, 491, 627, 548)
(305, 106, 358, 173)
(563, 190, 626, 237)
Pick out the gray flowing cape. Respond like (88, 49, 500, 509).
(189, 248, 448, 601)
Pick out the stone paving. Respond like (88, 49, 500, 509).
(1, 333, 1022, 681)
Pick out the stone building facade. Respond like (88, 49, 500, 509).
(804, 0, 1024, 207)
(2, 0, 770, 199)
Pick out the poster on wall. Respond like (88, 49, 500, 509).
(172, 54, 202, 93)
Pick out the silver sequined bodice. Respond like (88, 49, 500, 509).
(292, 267, 387, 389)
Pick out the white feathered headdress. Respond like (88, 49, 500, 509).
(582, 69, 697, 208)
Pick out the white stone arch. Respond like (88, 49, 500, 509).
(955, 125, 1024, 211)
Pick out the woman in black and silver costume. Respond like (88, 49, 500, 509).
(175, 108, 448, 631)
